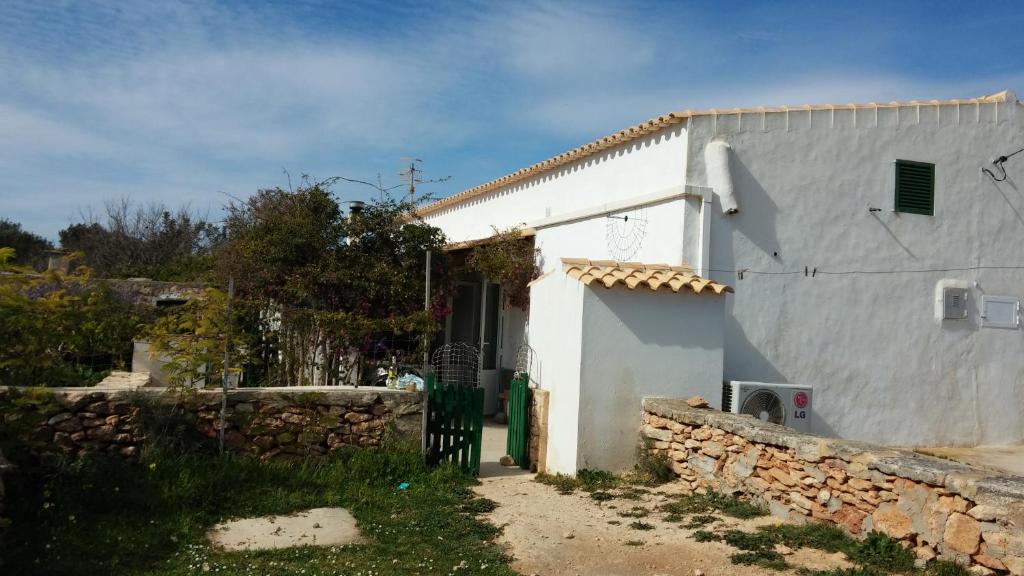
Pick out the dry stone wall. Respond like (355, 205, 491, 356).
(1, 387, 423, 463)
(643, 398, 1024, 575)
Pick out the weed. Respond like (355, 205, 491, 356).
(629, 521, 655, 531)
(799, 568, 888, 576)
(607, 520, 622, 525)
(535, 468, 619, 494)
(615, 486, 649, 500)
(461, 497, 499, 514)
(660, 491, 767, 519)
(617, 506, 649, 518)
(577, 469, 620, 491)
(760, 522, 853, 553)
(624, 540, 644, 546)
(590, 491, 614, 502)
(730, 551, 788, 570)
(692, 529, 721, 542)
(630, 437, 674, 486)
(847, 531, 915, 572)
(921, 560, 973, 576)
(664, 513, 684, 523)
(535, 473, 579, 494)
(683, 514, 719, 529)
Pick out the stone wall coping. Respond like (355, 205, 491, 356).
(643, 397, 1024, 506)
(3, 386, 421, 405)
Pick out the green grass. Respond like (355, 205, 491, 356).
(689, 522, 918, 574)
(660, 491, 768, 519)
(5, 445, 515, 576)
(535, 468, 619, 494)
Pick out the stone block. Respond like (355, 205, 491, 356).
(769, 468, 797, 487)
(641, 424, 673, 442)
(944, 512, 982, 555)
(835, 505, 869, 535)
(701, 441, 725, 458)
(873, 502, 914, 539)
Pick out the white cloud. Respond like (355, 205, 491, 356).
(0, 0, 1019, 238)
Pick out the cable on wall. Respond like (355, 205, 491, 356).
(982, 147, 1024, 182)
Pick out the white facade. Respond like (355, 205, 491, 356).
(527, 269, 725, 473)
(425, 91, 1024, 455)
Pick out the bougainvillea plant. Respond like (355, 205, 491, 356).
(467, 227, 539, 310)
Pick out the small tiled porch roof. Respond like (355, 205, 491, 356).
(562, 258, 732, 295)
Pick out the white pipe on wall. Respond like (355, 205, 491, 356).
(704, 140, 739, 214)
(698, 196, 712, 278)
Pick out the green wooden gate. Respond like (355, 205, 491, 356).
(505, 372, 531, 469)
(425, 372, 484, 475)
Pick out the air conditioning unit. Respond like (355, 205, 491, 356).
(722, 381, 813, 433)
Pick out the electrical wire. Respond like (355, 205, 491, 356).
(982, 147, 1024, 182)
(707, 264, 1024, 278)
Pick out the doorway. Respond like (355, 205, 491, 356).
(447, 278, 502, 416)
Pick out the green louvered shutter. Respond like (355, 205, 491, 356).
(894, 160, 935, 215)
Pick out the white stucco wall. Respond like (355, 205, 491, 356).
(577, 286, 725, 471)
(526, 271, 585, 474)
(431, 94, 1024, 450)
(424, 125, 687, 243)
(686, 99, 1024, 446)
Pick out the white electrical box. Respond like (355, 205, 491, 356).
(982, 295, 1020, 329)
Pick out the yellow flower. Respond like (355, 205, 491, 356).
(148, 463, 157, 471)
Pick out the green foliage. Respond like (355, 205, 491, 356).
(630, 437, 674, 485)
(692, 529, 721, 542)
(142, 288, 245, 389)
(0, 219, 53, 271)
(590, 490, 614, 502)
(683, 514, 719, 529)
(847, 531, 916, 572)
(215, 180, 450, 386)
(536, 468, 621, 494)
(5, 446, 515, 576)
(660, 491, 767, 519)
(58, 200, 220, 281)
(0, 263, 151, 386)
(690, 522, 916, 574)
(467, 226, 538, 309)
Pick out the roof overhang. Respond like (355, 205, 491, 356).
(562, 258, 732, 295)
(442, 227, 536, 252)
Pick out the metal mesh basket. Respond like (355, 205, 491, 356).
(431, 342, 480, 388)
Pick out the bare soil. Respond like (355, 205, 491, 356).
(474, 474, 853, 576)
(207, 507, 363, 551)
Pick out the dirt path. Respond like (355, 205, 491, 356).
(474, 474, 851, 576)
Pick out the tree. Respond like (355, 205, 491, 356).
(59, 199, 220, 280)
(211, 177, 451, 386)
(0, 219, 53, 271)
(0, 255, 150, 386)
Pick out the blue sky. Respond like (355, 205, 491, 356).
(2, 0, 1023, 239)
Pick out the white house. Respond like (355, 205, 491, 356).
(422, 90, 1024, 473)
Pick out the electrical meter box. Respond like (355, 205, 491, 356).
(943, 287, 968, 319)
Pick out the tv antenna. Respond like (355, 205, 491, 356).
(400, 158, 450, 203)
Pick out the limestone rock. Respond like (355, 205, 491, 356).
(944, 513, 981, 555)
(685, 396, 709, 409)
(873, 503, 914, 539)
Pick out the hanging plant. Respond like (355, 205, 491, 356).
(467, 227, 539, 310)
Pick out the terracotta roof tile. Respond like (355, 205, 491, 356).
(419, 91, 1015, 217)
(562, 258, 732, 295)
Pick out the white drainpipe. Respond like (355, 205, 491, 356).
(698, 195, 712, 278)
